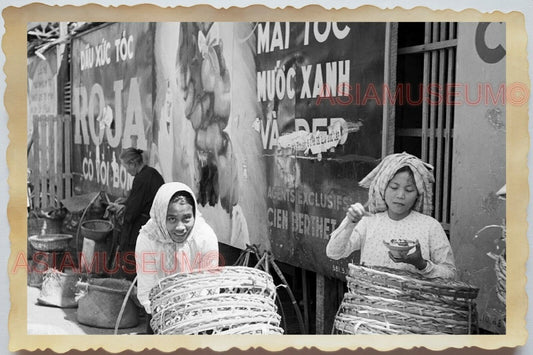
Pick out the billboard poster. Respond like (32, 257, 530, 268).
(152, 22, 267, 254)
(151, 22, 386, 278)
(255, 22, 386, 276)
(70, 22, 385, 277)
(71, 23, 154, 197)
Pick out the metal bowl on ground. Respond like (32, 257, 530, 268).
(29, 234, 73, 252)
(80, 219, 113, 242)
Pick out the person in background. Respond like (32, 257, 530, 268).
(115, 147, 164, 279)
(135, 182, 219, 334)
(326, 152, 456, 279)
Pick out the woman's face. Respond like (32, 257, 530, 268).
(121, 159, 137, 177)
(384, 170, 418, 221)
(166, 200, 195, 243)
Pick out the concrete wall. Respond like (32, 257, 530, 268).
(451, 22, 506, 333)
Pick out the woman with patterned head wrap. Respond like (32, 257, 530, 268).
(326, 152, 456, 279)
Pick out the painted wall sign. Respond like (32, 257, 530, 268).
(28, 55, 58, 117)
(255, 22, 386, 276)
(71, 23, 154, 196)
(70, 22, 386, 278)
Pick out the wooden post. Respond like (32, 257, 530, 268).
(429, 23, 439, 168)
(32, 115, 41, 210)
(382, 22, 398, 157)
(39, 116, 48, 208)
(49, 115, 57, 207)
(302, 269, 309, 333)
(57, 115, 64, 201)
(64, 115, 72, 199)
(315, 273, 340, 334)
(421, 22, 431, 161)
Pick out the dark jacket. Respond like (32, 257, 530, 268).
(120, 165, 164, 250)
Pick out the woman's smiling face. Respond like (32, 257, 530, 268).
(166, 200, 195, 243)
(384, 169, 418, 220)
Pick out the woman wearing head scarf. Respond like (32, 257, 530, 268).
(326, 152, 456, 279)
(116, 148, 164, 278)
(134, 182, 219, 322)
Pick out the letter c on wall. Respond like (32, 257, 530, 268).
(475, 22, 506, 64)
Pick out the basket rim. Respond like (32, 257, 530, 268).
(29, 234, 73, 242)
(341, 292, 471, 317)
(80, 219, 114, 230)
(156, 266, 273, 283)
(348, 264, 479, 298)
(83, 278, 133, 295)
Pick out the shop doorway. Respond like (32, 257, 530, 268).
(393, 22, 457, 232)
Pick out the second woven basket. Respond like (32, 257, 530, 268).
(333, 264, 479, 335)
(149, 266, 284, 334)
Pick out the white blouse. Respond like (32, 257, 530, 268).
(326, 211, 456, 279)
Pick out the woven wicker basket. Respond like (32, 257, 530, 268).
(149, 266, 283, 334)
(333, 264, 479, 335)
(77, 278, 139, 329)
(80, 219, 113, 241)
(495, 255, 506, 305)
(29, 234, 73, 252)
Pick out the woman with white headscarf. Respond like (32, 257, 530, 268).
(135, 182, 219, 330)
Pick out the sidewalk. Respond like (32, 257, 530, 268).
(27, 285, 147, 335)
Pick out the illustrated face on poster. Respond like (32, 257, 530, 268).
(151, 22, 256, 251)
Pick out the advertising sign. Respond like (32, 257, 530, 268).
(71, 23, 154, 197)
(71, 22, 385, 277)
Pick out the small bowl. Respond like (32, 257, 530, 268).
(80, 220, 113, 242)
(29, 234, 73, 252)
(383, 239, 416, 258)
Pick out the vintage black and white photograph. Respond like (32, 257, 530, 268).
(5, 2, 530, 351)
(22, 19, 508, 337)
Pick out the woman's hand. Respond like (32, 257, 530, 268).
(388, 240, 428, 270)
(346, 203, 371, 224)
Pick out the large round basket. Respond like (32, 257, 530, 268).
(29, 234, 73, 252)
(333, 264, 479, 335)
(149, 266, 283, 335)
(80, 220, 113, 242)
(77, 278, 139, 329)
